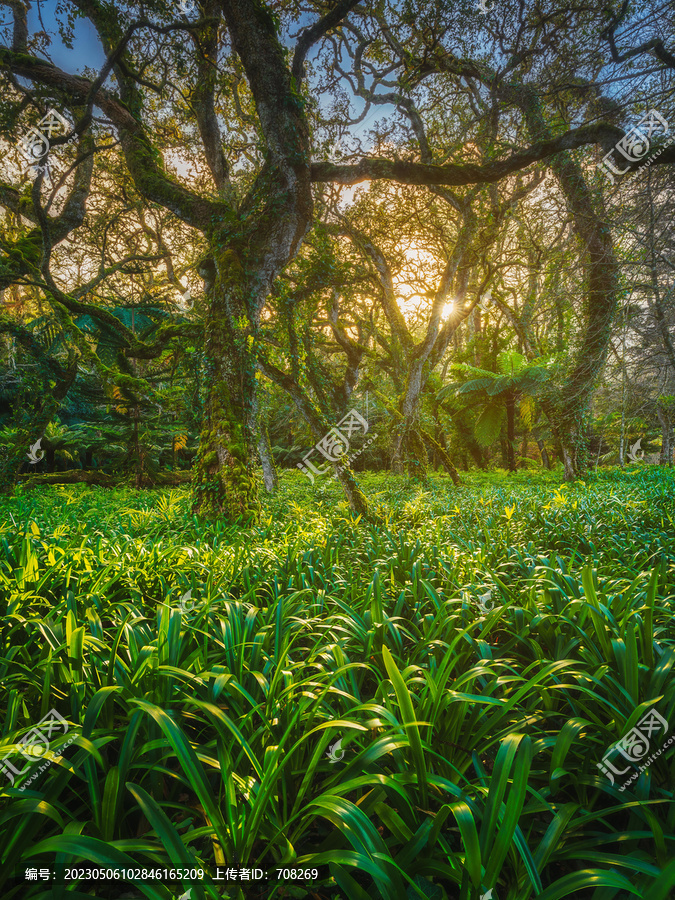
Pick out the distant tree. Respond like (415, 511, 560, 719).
(441, 351, 551, 471)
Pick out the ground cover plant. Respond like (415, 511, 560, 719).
(1, 467, 674, 900)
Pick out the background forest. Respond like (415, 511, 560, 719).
(1, 0, 675, 899)
(0, 0, 673, 508)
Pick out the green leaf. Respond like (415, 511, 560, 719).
(382, 645, 428, 807)
(27, 835, 170, 899)
(474, 401, 504, 447)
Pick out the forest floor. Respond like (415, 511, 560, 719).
(1, 467, 674, 899)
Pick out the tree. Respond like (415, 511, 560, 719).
(441, 351, 551, 471)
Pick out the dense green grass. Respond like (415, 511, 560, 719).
(1, 467, 674, 899)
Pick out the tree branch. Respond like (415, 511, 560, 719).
(0, 45, 220, 229)
(292, 0, 362, 86)
(310, 119, 675, 186)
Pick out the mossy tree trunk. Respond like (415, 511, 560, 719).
(657, 401, 674, 466)
(399, 418, 429, 479)
(192, 272, 261, 521)
(421, 429, 462, 484)
(505, 390, 517, 472)
(252, 359, 278, 494)
(510, 88, 620, 479)
(537, 439, 552, 470)
(258, 424, 279, 493)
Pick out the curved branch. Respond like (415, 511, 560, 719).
(601, 0, 675, 69)
(310, 119, 675, 186)
(190, 0, 236, 202)
(292, 0, 362, 86)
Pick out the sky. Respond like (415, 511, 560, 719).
(28, 0, 104, 71)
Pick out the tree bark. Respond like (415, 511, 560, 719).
(537, 439, 552, 470)
(560, 446, 576, 481)
(257, 421, 278, 493)
(192, 278, 260, 521)
(505, 390, 517, 472)
(421, 430, 462, 484)
(657, 403, 673, 466)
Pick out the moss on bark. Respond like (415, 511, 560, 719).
(192, 245, 261, 523)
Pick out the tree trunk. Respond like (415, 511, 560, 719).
(23, 470, 117, 488)
(391, 365, 426, 475)
(561, 445, 576, 481)
(505, 391, 517, 472)
(511, 88, 620, 478)
(402, 419, 429, 479)
(331, 461, 372, 516)
(21, 470, 192, 489)
(188, 0, 314, 521)
(537, 439, 552, 470)
(133, 403, 143, 489)
(252, 377, 278, 493)
(257, 423, 278, 493)
(657, 404, 673, 466)
(499, 437, 508, 469)
(391, 441, 406, 475)
(421, 429, 462, 485)
(193, 278, 260, 523)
